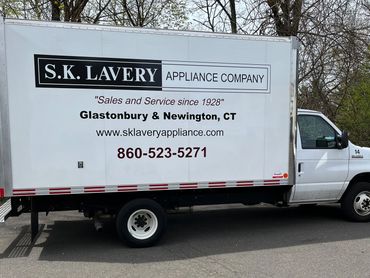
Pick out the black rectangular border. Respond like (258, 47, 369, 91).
(34, 54, 163, 91)
(162, 61, 270, 93)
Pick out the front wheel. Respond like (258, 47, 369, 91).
(116, 199, 167, 247)
(341, 182, 370, 222)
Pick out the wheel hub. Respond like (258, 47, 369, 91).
(127, 209, 158, 240)
(362, 199, 370, 209)
(354, 191, 370, 216)
(134, 215, 148, 228)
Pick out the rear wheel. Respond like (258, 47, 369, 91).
(342, 182, 370, 222)
(116, 199, 167, 247)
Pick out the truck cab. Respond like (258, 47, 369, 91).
(291, 109, 370, 221)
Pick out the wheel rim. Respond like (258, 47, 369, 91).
(353, 191, 370, 216)
(127, 209, 158, 240)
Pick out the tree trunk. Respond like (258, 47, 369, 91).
(50, 0, 61, 21)
(267, 0, 303, 36)
(229, 0, 237, 33)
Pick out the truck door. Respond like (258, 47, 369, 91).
(291, 114, 349, 202)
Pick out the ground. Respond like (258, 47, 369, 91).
(1, 204, 370, 277)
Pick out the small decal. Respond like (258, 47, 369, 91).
(273, 172, 284, 179)
(352, 149, 364, 159)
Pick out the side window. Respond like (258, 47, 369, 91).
(298, 115, 337, 149)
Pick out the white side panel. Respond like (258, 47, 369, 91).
(0, 16, 13, 197)
(4, 22, 293, 191)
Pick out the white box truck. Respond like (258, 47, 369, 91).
(1, 16, 370, 247)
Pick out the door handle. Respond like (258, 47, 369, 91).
(298, 162, 303, 174)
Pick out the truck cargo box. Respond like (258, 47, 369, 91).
(0, 17, 297, 198)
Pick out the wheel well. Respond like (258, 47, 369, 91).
(341, 173, 370, 200)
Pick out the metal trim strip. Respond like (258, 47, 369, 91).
(11, 179, 289, 196)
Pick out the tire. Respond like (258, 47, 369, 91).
(116, 198, 167, 247)
(341, 182, 370, 222)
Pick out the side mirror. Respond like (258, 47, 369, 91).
(336, 131, 349, 149)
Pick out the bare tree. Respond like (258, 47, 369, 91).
(64, 0, 89, 21)
(192, 0, 248, 33)
(82, 0, 112, 23)
(1, 0, 188, 28)
(265, 0, 303, 36)
(192, 0, 369, 120)
(295, 0, 369, 119)
(215, 0, 237, 33)
(48, 0, 89, 21)
(104, 0, 187, 28)
(192, 0, 221, 32)
(1, 0, 50, 19)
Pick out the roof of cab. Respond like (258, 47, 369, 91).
(297, 108, 322, 114)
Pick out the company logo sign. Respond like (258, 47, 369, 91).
(34, 55, 162, 90)
(35, 54, 271, 93)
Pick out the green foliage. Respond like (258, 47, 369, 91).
(157, 0, 188, 30)
(336, 50, 370, 146)
(0, 0, 22, 18)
